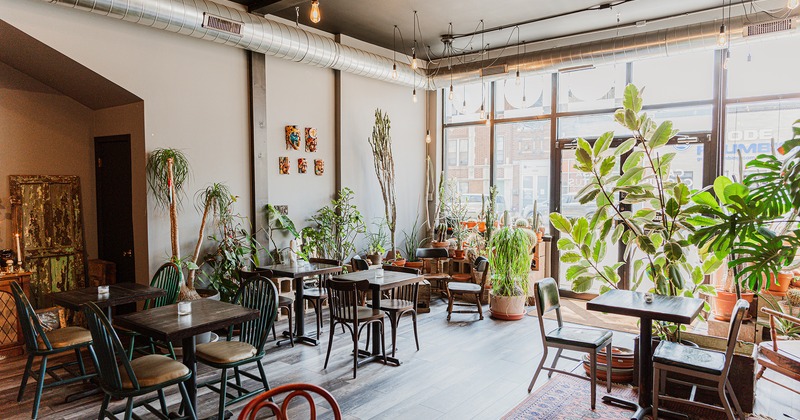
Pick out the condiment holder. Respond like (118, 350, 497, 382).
(644, 292, 654, 304)
(98, 285, 110, 296)
(177, 301, 192, 316)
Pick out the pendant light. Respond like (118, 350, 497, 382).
(447, 23, 454, 101)
(310, 0, 321, 24)
(392, 26, 399, 80)
(411, 11, 418, 70)
(716, 0, 727, 47)
(521, 42, 528, 106)
(515, 26, 521, 86)
(789, 0, 799, 9)
(479, 20, 487, 122)
(425, 88, 431, 143)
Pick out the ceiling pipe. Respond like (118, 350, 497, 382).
(39, 0, 428, 88)
(430, 12, 799, 89)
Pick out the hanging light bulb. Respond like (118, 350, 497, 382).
(723, 50, 731, 70)
(411, 50, 418, 70)
(515, 69, 521, 86)
(479, 104, 486, 120)
(425, 130, 431, 144)
(412, 88, 417, 103)
(717, 24, 727, 47)
(392, 63, 398, 80)
(522, 94, 527, 105)
(310, 0, 321, 24)
(789, 0, 799, 9)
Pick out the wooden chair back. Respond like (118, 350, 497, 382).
(415, 248, 448, 259)
(723, 299, 749, 372)
(238, 383, 342, 420)
(382, 265, 420, 275)
(309, 258, 340, 266)
(533, 278, 562, 343)
(326, 279, 370, 324)
(231, 276, 279, 355)
(83, 302, 140, 392)
(351, 258, 370, 272)
(146, 262, 182, 309)
(10, 281, 51, 352)
(380, 266, 420, 304)
(237, 268, 273, 280)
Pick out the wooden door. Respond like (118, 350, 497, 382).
(10, 175, 87, 308)
(95, 136, 135, 285)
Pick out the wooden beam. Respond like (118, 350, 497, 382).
(249, 0, 307, 15)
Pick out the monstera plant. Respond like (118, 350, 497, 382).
(550, 84, 716, 341)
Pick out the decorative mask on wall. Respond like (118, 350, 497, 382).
(279, 157, 290, 174)
(285, 125, 300, 150)
(298, 158, 308, 174)
(314, 159, 324, 176)
(305, 127, 318, 152)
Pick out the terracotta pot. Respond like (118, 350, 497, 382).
(477, 222, 486, 232)
(712, 289, 755, 321)
(489, 292, 526, 320)
(406, 261, 423, 269)
(536, 232, 543, 242)
(432, 241, 450, 248)
(766, 272, 793, 294)
(393, 259, 406, 267)
(583, 346, 635, 383)
(466, 221, 477, 229)
(367, 253, 382, 266)
(453, 249, 466, 259)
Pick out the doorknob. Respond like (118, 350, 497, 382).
(122, 249, 133, 257)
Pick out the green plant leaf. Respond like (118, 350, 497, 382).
(623, 83, 643, 113)
(566, 263, 590, 280)
(617, 166, 645, 186)
(572, 276, 595, 293)
(592, 240, 607, 263)
(550, 213, 573, 234)
(573, 218, 589, 244)
(599, 156, 616, 177)
(560, 252, 583, 263)
(648, 121, 674, 149)
(664, 241, 683, 261)
(638, 235, 657, 254)
(665, 197, 680, 218)
(691, 191, 720, 210)
(593, 131, 614, 157)
(557, 238, 576, 250)
(624, 108, 639, 130)
(615, 138, 637, 156)
(623, 150, 644, 172)
(713, 176, 733, 204)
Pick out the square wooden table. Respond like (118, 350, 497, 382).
(333, 269, 423, 366)
(587, 289, 704, 420)
(114, 299, 260, 416)
(50, 283, 166, 321)
(257, 262, 342, 346)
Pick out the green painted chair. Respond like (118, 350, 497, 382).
(196, 275, 279, 420)
(10, 280, 95, 419)
(118, 262, 181, 359)
(83, 302, 197, 420)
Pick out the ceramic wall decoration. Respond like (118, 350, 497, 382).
(279, 157, 290, 174)
(314, 159, 324, 175)
(285, 125, 300, 150)
(305, 127, 318, 152)
(298, 158, 308, 174)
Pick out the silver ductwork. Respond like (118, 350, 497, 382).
(431, 13, 798, 89)
(42, 0, 427, 88)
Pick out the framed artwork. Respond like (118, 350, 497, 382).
(305, 127, 318, 152)
(298, 158, 308, 174)
(279, 157, 290, 174)
(314, 159, 324, 176)
(285, 125, 300, 150)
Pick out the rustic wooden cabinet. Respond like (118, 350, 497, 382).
(0, 272, 31, 357)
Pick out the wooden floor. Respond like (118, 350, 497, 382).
(1, 297, 798, 419)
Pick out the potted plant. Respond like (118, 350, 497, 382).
(368, 109, 398, 259)
(431, 174, 450, 248)
(365, 220, 388, 266)
(549, 84, 716, 342)
(185, 183, 234, 294)
(403, 218, 428, 269)
(304, 188, 365, 262)
(488, 226, 531, 320)
(710, 263, 756, 321)
(264, 203, 301, 264)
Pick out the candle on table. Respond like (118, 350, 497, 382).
(14, 233, 22, 263)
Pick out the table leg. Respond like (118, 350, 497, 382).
(182, 336, 197, 413)
(600, 316, 654, 420)
(356, 286, 400, 366)
(278, 277, 318, 346)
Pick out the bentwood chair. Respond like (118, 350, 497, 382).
(197, 276, 279, 420)
(529, 278, 612, 409)
(118, 262, 181, 359)
(372, 265, 421, 357)
(303, 257, 341, 340)
(416, 247, 450, 298)
(351, 257, 370, 272)
(238, 267, 294, 347)
(83, 302, 196, 420)
(652, 299, 749, 420)
(238, 383, 342, 420)
(11, 281, 95, 419)
(324, 279, 387, 378)
(446, 256, 489, 321)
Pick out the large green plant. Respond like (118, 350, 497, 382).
(304, 188, 366, 262)
(146, 148, 190, 263)
(185, 183, 234, 294)
(489, 227, 531, 297)
(365, 219, 388, 256)
(689, 120, 800, 294)
(264, 204, 300, 264)
(549, 84, 715, 341)
(368, 109, 397, 254)
(402, 218, 428, 262)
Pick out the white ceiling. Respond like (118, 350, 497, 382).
(274, 0, 791, 59)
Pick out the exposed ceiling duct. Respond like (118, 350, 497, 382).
(430, 13, 798, 89)
(40, 0, 427, 88)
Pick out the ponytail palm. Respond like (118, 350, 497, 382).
(186, 183, 233, 293)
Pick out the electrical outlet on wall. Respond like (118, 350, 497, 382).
(275, 205, 288, 215)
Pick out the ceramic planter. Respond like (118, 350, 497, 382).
(406, 261, 423, 269)
(477, 221, 486, 232)
(489, 291, 526, 320)
(453, 249, 466, 259)
(712, 289, 755, 321)
(432, 241, 449, 248)
(393, 258, 406, 267)
(765, 272, 793, 296)
(582, 346, 635, 384)
(367, 253, 382, 266)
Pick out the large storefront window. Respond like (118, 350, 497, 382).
(727, 36, 800, 99)
(494, 74, 552, 119)
(558, 64, 626, 112)
(444, 82, 490, 124)
(444, 125, 490, 218)
(493, 121, 551, 225)
(632, 50, 714, 104)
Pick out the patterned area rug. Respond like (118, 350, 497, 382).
(503, 374, 769, 420)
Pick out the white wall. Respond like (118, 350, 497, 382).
(1, 0, 251, 280)
(0, 61, 98, 258)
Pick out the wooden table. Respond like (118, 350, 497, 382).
(114, 299, 259, 418)
(333, 270, 423, 366)
(50, 283, 166, 321)
(257, 262, 342, 346)
(586, 289, 704, 420)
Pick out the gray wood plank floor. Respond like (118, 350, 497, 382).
(1, 297, 796, 419)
